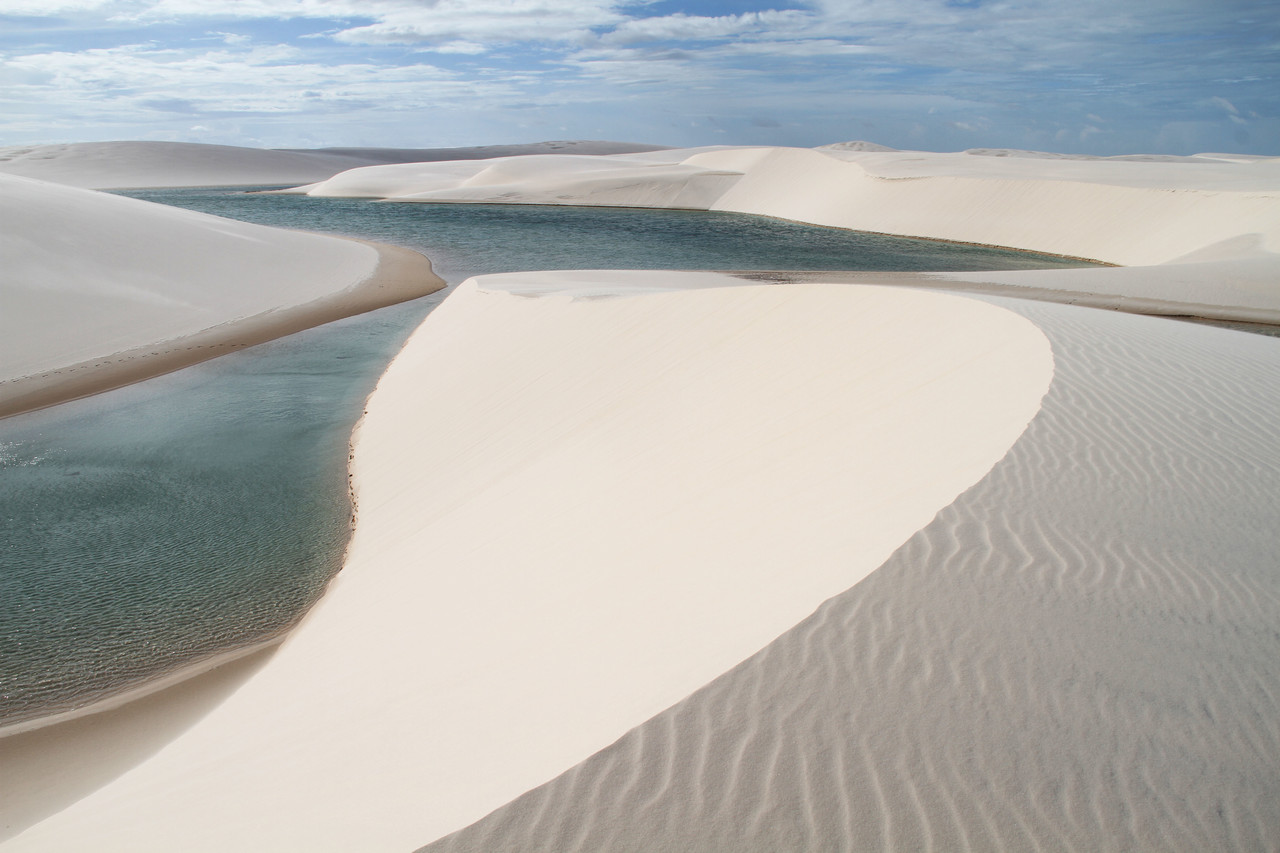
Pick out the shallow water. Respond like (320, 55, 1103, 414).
(119, 188, 1098, 281)
(0, 191, 1097, 727)
(0, 298, 443, 726)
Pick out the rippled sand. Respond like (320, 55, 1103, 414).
(417, 298, 1280, 853)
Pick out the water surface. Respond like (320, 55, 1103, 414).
(120, 188, 1098, 282)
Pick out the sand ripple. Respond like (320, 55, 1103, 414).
(419, 302, 1280, 852)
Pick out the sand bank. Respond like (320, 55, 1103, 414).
(0, 140, 667, 189)
(1, 273, 1053, 850)
(0, 173, 443, 418)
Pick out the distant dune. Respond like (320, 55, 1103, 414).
(0, 140, 667, 189)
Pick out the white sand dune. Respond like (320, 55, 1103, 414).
(417, 295, 1280, 853)
(705, 147, 1280, 265)
(284, 151, 742, 208)
(0, 274, 1054, 851)
(0, 140, 667, 189)
(0, 172, 441, 416)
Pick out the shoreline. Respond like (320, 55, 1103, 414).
(0, 238, 443, 420)
(374, 198, 1120, 267)
(0, 637, 283, 740)
(0, 237, 441, 738)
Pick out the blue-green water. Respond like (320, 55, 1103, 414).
(119, 188, 1097, 282)
(0, 192, 1097, 727)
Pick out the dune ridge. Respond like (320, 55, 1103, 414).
(415, 295, 1280, 853)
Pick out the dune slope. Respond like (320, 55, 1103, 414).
(417, 294, 1280, 853)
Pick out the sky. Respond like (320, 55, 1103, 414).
(0, 0, 1277, 155)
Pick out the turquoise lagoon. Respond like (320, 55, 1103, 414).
(0, 191, 1096, 727)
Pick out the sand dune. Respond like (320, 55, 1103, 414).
(0, 140, 667, 189)
(705, 146, 1280, 266)
(283, 151, 742, 208)
(0, 172, 442, 416)
(417, 295, 1280, 853)
(0, 274, 1053, 851)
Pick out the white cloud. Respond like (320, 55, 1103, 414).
(714, 39, 877, 58)
(0, 0, 114, 12)
(426, 41, 490, 55)
(211, 31, 253, 46)
(1210, 95, 1239, 115)
(332, 0, 626, 47)
(4, 41, 493, 120)
(601, 10, 808, 44)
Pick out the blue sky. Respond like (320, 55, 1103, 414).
(0, 0, 1276, 154)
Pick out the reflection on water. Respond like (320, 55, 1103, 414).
(0, 191, 1097, 727)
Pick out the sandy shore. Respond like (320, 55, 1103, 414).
(4, 143, 1279, 851)
(0, 173, 443, 418)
